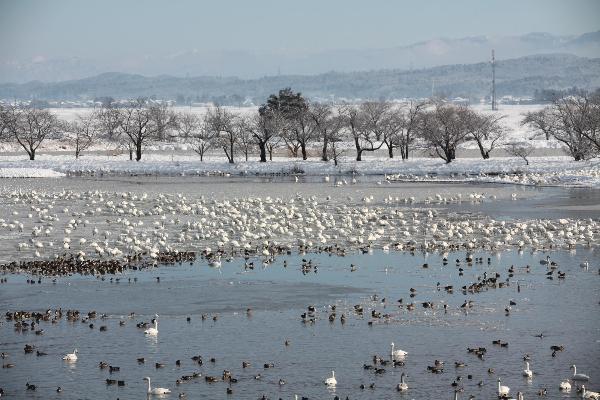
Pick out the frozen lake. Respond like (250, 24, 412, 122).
(0, 176, 598, 399)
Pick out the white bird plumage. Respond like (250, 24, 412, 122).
(571, 364, 590, 381)
(559, 379, 571, 391)
(62, 349, 78, 361)
(144, 314, 159, 336)
(523, 361, 533, 378)
(144, 377, 171, 395)
(498, 378, 510, 397)
(324, 371, 336, 387)
(582, 386, 600, 399)
(390, 342, 408, 360)
(397, 373, 408, 391)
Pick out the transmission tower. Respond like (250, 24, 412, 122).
(491, 49, 497, 111)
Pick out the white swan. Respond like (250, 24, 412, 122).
(144, 377, 171, 395)
(390, 342, 408, 360)
(582, 386, 600, 400)
(523, 361, 533, 378)
(62, 349, 78, 361)
(397, 373, 408, 391)
(572, 365, 590, 381)
(559, 380, 571, 391)
(498, 378, 510, 397)
(324, 371, 336, 387)
(144, 315, 159, 336)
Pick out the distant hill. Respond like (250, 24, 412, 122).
(1, 54, 599, 104)
(1, 31, 599, 83)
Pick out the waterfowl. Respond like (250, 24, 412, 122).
(559, 380, 571, 391)
(143, 377, 171, 395)
(397, 373, 408, 391)
(324, 371, 337, 387)
(581, 386, 600, 399)
(571, 365, 590, 381)
(144, 315, 159, 336)
(390, 342, 408, 360)
(523, 361, 533, 378)
(498, 378, 510, 397)
(62, 349, 78, 361)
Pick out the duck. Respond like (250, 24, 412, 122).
(571, 365, 590, 381)
(397, 373, 408, 391)
(498, 378, 510, 397)
(62, 349, 78, 361)
(144, 315, 159, 336)
(143, 377, 171, 395)
(390, 342, 408, 360)
(324, 371, 337, 387)
(523, 361, 533, 378)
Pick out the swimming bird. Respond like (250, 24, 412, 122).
(397, 373, 408, 391)
(498, 378, 510, 397)
(143, 377, 171, 395)
(571, 365, 590, 381)
(144, 315, 159, 336)
(62, 349, 78, 361)
(390, 342, 408, 360)
(559, 380, 571, 391)
(324, 371, 337, 387)
(582, 386, 600, 399)
(523, 361, 533, 378)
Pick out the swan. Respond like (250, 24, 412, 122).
(571, 365, 590, 381)
(580, 259, 589, 268)
(498, 378, 510, 397)
(62, 349, 78, 361)
(582, 386, 600, 400)
(390, 342, 408, 359)
(523, 361, 533, 378)
(540, 255, 550, 265)
(559, 380, 571, 391)
(324, 371, 336, 387)
(397, 373, 408, 391)
(144, 377, 171, 395)
(144, 315, 159, 336)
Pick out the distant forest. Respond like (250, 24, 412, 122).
(1, 54, 599, 105)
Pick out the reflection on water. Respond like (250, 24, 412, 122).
(0, 248, 598, 399)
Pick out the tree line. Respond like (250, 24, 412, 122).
(1, 88, 599, 163)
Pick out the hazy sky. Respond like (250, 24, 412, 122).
(1, 0, 599, 60)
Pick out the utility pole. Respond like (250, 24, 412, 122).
(491, 49, 497, 111)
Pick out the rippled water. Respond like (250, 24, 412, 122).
(1, 248, 598, 399)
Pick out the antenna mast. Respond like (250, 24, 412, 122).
(491, 49, 497, 111)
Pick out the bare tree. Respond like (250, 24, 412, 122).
(523, 95, 599, 160)
(149, 103, 177, 141)
(505, 141, 534, 165)
(65, 113, 98, 158)
(206, 106, 237, 163)
(396, 100, 428, 159)
(418, 102, 472, 163)
(339, 103, 384, 161)
(326, 122, 347, 166)
(465, 110, 506, 159)
(235, 115, 256, 161)
(96, 105, 122, 140)
(310, 103, 338, 161)
(118, 100, 155, 161)
(2, 106, 60, 160)
(176, 112, 200, 139)
(252, 108, 285, 162)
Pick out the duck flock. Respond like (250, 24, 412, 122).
(0, 184, 598, 399)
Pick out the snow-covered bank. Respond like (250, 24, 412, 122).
(0, 153, 599, 187)
(0, 168, 66, 178)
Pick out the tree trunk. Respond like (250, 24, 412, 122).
(29, 148, 35, 160)
(268, 146, 273, 161)
(387, 145, 394, 159)
(300, 142, 307, 160)
(321, 139, 328, 162)
(135, 142, 142, 161)
(129, 149, 133, 161)
(258, 141, 267, 163)
(230, 142, 235, 164)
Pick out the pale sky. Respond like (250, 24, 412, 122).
(1, 0, 599, 61)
